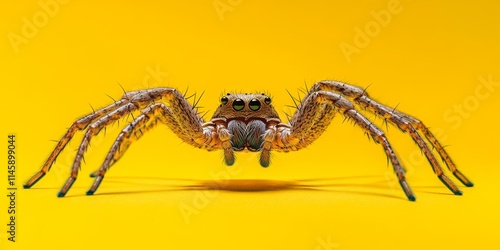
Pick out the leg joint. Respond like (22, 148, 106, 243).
(311, 91, 354, 112)
(311, 80, 367, 98)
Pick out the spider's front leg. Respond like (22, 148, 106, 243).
(277, 91, 417, 201)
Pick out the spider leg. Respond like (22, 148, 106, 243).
(280, 91, 416, 201)
(217, 123, 235, 166)
(87, 97, 221, 195)
(86, 104, 162, 195)
(42, 87, 215, 196)
(23, 99, 129, 189)
(58, 102, 140, 197)
(88, 108, 161, 178)
(311, 81, 472, 192)
(23, 87, 210, 197)
(392, 112, 473, 187)
(24, 89, 166, 189)
(260, 123, 278, 167)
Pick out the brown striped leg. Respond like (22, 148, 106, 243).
(86, 101, 192, 179)
(24, 88, 166, 190)
(87, 100, 212, 195)
(24, 87, 209, 197)
(87, 99, 215, 195)
(88, 108, 161, 178)
(57, 103, 140, 197)
(310, 81, 472, 193)
(394, 112, 473, 187)
(282, 91, 416, 201)
(218, 123, 235, 166)
(86, 105, 160, 195)
(351, 95, 464, 194)
(260, 124, 276, 167)
(57, 88, 205, 197)
(23, 99, 128, 189)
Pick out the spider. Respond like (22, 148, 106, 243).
(23, 80, 473, 201)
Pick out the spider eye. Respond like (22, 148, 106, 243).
(249, 99, 261, 111)
(220, 96, 229, 105)
(232, 99, 245, 111)
(264, 97, 271, 105)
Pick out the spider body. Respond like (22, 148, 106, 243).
(24, 81, 473, 201)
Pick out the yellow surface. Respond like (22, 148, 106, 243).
(1, 1, 499, 249)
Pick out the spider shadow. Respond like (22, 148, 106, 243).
(85, 175, 410, 201)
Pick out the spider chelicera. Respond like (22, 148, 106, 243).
(24, 80, 473, 201)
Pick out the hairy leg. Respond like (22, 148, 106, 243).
(57, 103, 140, 196)
(310, 81, 472, 191)
(281, 91, 416, 201)
(87, 100, 222, 195)
(23, 99, 129, 189)
(25, 88, 212, 197)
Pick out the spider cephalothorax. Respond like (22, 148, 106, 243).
(209, 93, 282, 166)
(213, 93, 278, 150)
(24, 81, 474, 201)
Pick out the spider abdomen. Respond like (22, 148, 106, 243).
(227, 119, 266, 152)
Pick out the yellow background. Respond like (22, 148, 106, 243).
(1, 1, 499, 249)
